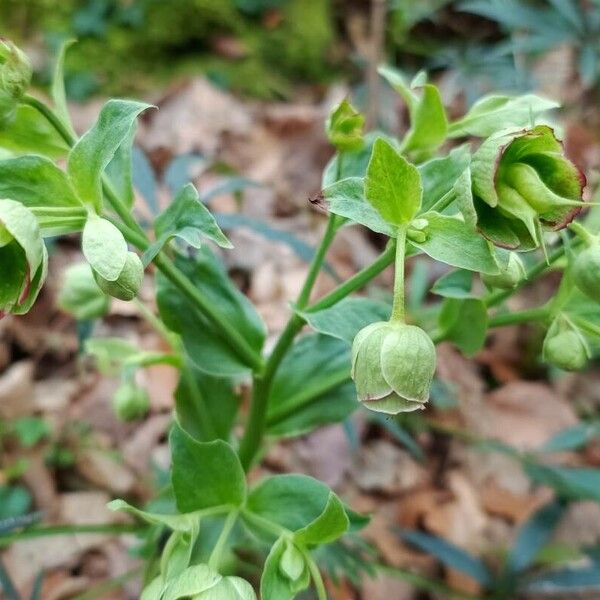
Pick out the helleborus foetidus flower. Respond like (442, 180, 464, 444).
(482, 251, 526, 290)
(57, 262, 111, 320)
(543, 316, 590, 372)
(0, 199, 47, 318)
(470, 125, 585, 250)
(351, 321, 436, 414)
(326, 99, 364, 153)
(0, 39, 32, 128)
(573, 241, 600, 303)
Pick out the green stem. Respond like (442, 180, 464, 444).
(133, 298, 177, 347)
(304, 552, 327, 600)
(71, 567, 144, 600)
(22, 94, 76, 146)
(391, 226, 407, 322)
(208, 510, 238, 570)
(487, 306, 549, 328)
(569, 221, 597, 247)
(427, 188, 457, 214)
(0, 523, 144, 548)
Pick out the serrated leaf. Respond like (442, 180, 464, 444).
(68, 99, 151, 210)
(82, 214, 128, 281)
(145, 184, 232, 264)
(170, 424, 246, 513)
(365, 138, 422, 226)
(412, 212, 499, 274)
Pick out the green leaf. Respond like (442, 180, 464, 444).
(525, 463, 600, 502)
(525, 564, 600, 594)
(326, 99, 364, 152)
(0, 156, 81, 208)
(146, 184, 232, 264)
(365, 138, 422, 226)
(505, 500, 566, 575)
(106, 122, 136, 210)
(261, 536, 309, 600)
(161, 565, 221, 600)
(321, 177, 394, 235)
(295, 493, 349, 546)
(156, 247, 266, 377)
(379, 66, 448, 157)
(51, 39, 76, 138)
(0, 485, 31, 520)
(170, 424, 246, 513)
(399, 529, 493, 587)
(431, 270, 474, 299)
(11, 417, 50, 447)
(175, 366, 240, 442)
(246, 474, 340, 533)
(107, 499, 203, 532)
(68, 99, 151, 210)
(299, 298, 391, 344)
(541, 422, 600, 452)
(448, 94, 559, 138)
(412, 212, 499, 274)
(266, 334, 356, 438)
(419, 144, 471, 212)
(82, 214, 128, 281)
(439, 297, 488, 355)
(0, 104, 69, 158)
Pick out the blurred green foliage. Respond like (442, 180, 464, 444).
(0, 0, 335, 99)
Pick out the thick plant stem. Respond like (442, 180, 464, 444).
(391, 226, 407, 322)
(22, 94, 76, 146)
(488, 306, 549, 328)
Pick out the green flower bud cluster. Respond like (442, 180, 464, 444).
(112, 381, 150, 422)
(0, 199, 47, 319)
(0, 39, 32, 128)
(543, 316, 590, 372)
(483, 251, 526, 290)
(326, 99, 364, 153)
(470, 125, 585, 250)
(351, 320, 436, 414)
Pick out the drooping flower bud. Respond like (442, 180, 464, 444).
(0, 199, 46, 318)
(573, 242, 600, 303)
(279, 540, 306, 584)
(112, 381, 150, 422)
(58, 263, 111, 320)
(0, 39, 32, 128)
(94, 251, 144, 301)
(543, 316, 590, 372)
(351, 321, 436, 414)
(482, 251, 526, 289)
(470, 125, 585, 250)
(326, 99, 364, 153)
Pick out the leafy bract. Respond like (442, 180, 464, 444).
(170, 424, 246, 513)
(82, 214, 128, 281)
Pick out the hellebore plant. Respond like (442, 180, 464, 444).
(1, 41, 600, 599)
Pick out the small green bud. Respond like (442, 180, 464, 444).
(192, 575, 256, 599)
(483, 252, 525, 289)
(326, 99, 364, 152)
(112, 382, 150, 422)
(543, 317, 590, 372)
(58, 263, 111, 320)
(573, 243, 600, 303)
(94, 251, 144, 301)
(279, 540, 305, 583)
(0, 39, 32, 128)
(351, 321, 436, 414)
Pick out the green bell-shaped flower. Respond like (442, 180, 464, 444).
(0, 39, 32, 128)
(94, 251, 144, 301)
(0, 199, 47, 318)
(470, 125, 585, 250)
(351, 321, 436, 414)
(542, 316, 590, 372)
(483, 251, 526, 290)
(112, 381, 150, 422)
(58, 263, 111, 320)
(573, 242, 600, 303)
